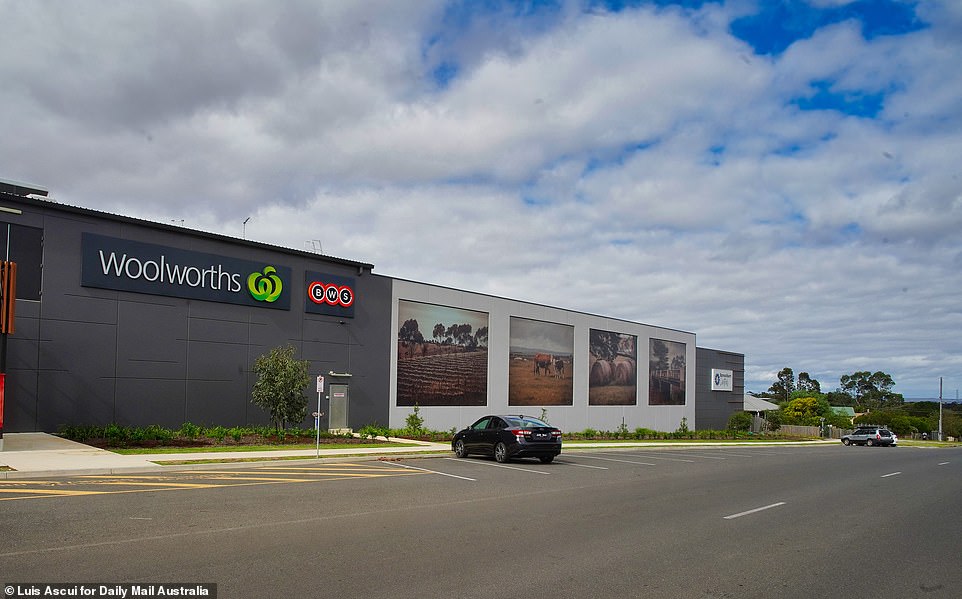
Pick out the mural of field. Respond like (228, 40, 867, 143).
(397, 350, 487, 406)
(508, 317, 573, 406)
(588, 329, 637, 405)
(649, 338, 686, 405)
(396, 300, 488, 407)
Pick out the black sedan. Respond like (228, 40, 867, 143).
(452, 415, 562, 463)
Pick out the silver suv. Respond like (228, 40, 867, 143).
(841, 427, 897, 447)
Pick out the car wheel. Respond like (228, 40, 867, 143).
(539, 455, 554, 464)
(867, 439, 875, 447)
(842, 438, 850, 446)
(494, 442, 509, 463)
(454, 439, 468, 458)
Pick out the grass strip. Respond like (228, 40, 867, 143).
(111, 442, 418, 455)
(153, 450, 450, 465)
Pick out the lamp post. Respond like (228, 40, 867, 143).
(243, 217, 251, 239)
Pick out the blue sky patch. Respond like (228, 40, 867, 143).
(730, 0, 925, 56)
(793, 80, 885, 118)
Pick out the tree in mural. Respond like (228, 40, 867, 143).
(650, 339, 669, 370)
(398, 318, 424, 343)
(590, 331, 620, 361)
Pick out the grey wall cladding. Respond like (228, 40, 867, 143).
(1, 195, 393, 432)
(694, 347, 745, 430)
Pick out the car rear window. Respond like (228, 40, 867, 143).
(504, 416, 550, 428)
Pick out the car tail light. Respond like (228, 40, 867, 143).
(876, 433, 881, 440)
(508, 428, 531, 440)
(551, 429, 562, 437)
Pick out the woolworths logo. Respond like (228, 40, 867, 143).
(247, 266, 283, 303)
(81, 233, 292, 311)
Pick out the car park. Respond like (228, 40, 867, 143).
(452, 415, 562, 463)
(841, 426, 897, 447)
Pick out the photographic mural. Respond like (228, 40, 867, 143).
(588, 329, 637, 405)
(649, 338, 686, 405)
(396, 300, 488, 407)
(508, 317, 574, 406)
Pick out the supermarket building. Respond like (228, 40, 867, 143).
(0, 179, 744, 436)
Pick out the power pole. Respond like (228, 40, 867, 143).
(938, 377, 943, 442)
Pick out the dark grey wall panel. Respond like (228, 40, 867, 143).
(114, 379, 188, 428)
(116, 301, 187, 379)
(0, 194, 393, 432)
(694, 347, 745, 430)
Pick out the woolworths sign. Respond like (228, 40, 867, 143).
(81, 233, 291, 310)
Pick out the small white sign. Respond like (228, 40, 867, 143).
(316, 375, 325, 393)
(711, 369, 734, 392)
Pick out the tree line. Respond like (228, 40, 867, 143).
(398, 318, 488, 350)
(751, 367, 961, 437)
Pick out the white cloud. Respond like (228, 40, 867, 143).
(0, 1, 959, 398)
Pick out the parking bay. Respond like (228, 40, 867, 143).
(1, 446, 958, 598)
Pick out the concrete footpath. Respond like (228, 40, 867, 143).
(0, 433, 452, 480)
(0, 433, 836, 480)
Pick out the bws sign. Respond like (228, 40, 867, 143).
(81, 233, 291, 310)
(305, 271, 355, 318)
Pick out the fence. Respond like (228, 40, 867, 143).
(753, 418, 851, 439)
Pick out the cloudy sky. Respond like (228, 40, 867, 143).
(2, 0, 960, 398)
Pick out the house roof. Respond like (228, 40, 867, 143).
(744, 396, 779, 412)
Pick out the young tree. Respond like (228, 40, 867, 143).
(251, 345, 310, 431)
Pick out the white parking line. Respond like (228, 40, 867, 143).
(393, 462, 476, 481)
(575, 455, 656, 466)
(938, 462, 949, 466)
(443, 458, 552, 475)
(555, 460, 609, 470)
(671, 452, 727, 460)
(724, 502, 786, 520)
(881, 472, 901, 478)
(604, 452, 695, 463)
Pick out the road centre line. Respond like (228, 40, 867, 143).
(938, 462, 949, 466)
(575, 455, 656, 466)
(443, 458, 552, 474)
(394, 462, 476, 481)
(600, 451, 695, 463)
(881, 472, 902, 478)
(723, 502, 787, 520)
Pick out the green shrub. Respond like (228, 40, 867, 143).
(727, 411, 754, 433)
(104, 423, 130, 446)
(358, 424, 391, 441)
(178, 422, 201, 439)
(405, 404, 426, 436)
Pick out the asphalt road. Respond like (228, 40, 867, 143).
(1, 445, 959, 599)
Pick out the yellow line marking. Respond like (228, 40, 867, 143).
(0, 469, 428, 502)
(86, 481, 224, 488)
(0, 488, 103, 496)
